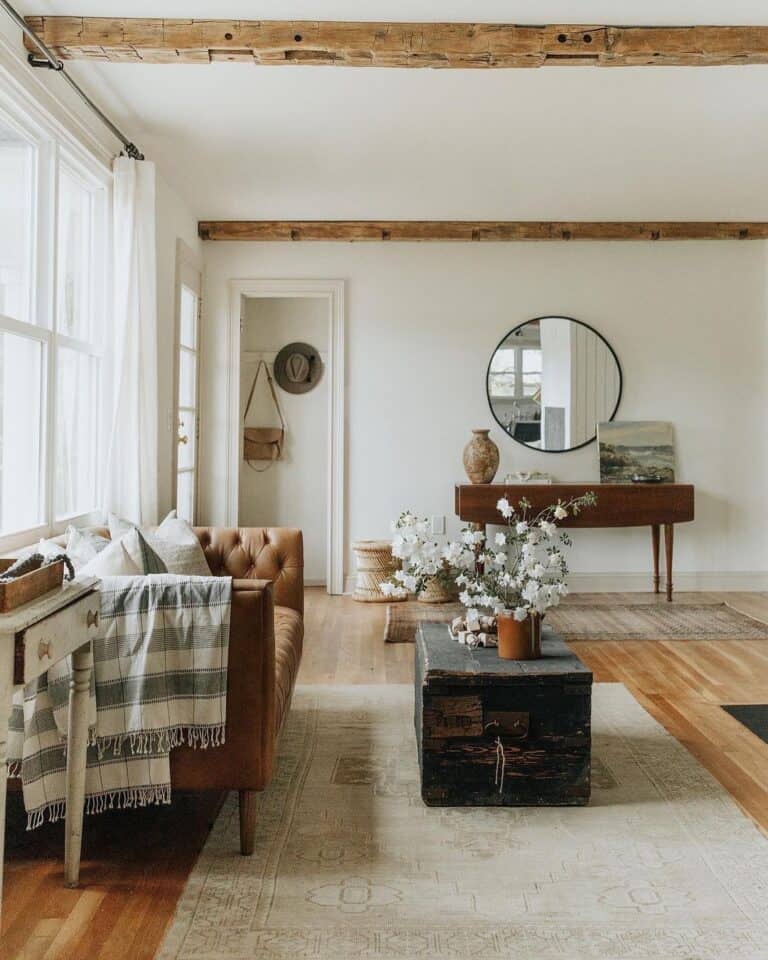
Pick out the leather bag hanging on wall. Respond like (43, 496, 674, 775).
(243, 360, 286, 471)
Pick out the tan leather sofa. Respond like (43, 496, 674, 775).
(176, 526, 304, 854)
(44, 524, 304, 855)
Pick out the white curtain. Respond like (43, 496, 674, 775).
(102, 157, 159, 524)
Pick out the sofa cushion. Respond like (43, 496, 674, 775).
(275, 606, 304, 733)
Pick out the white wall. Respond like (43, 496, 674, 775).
(200, 240, 768, 590)
(240, 297, 328, 582)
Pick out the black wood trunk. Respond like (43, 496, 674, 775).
(415, 622, 592, 807)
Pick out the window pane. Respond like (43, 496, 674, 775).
(522, 349, 542, 373)
(0, 124, 34, 324)
(177, 410, 196, 470)
(0, 333, 43, 533)
(176, 471, 194, 524)
(178, 349, 196, 408)
(55, 347, 98, 518)
(57, 167, 93, 340)
(179, 286, 197, 348)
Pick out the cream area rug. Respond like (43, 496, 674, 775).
(158, 684, 768, 960)
(385, 601, 768, 644)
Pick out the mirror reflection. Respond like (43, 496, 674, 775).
(487, 316, 621, 452)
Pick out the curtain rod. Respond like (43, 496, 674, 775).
(0, 0, 144, 160)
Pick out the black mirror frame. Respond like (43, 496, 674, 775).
(485, 315, 623, 454)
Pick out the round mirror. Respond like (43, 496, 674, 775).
(486, 316, 622, 452)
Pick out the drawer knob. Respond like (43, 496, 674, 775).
(87, 609, 99, 629)
(38, 638, 53, 660)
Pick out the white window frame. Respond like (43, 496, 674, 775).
(0, 88, 111, 553)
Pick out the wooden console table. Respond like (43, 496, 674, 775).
(455, 483, 695, 601)
(0, 577, 99, 922)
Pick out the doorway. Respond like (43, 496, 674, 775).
(228, 280, 344, 594)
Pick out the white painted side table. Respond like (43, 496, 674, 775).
(0, 577, 99, 921)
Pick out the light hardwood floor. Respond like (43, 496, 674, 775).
(3, 588, 768, 959)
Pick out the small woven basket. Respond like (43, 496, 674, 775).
(417, 575, 459, 605)
(351, 540, 402, 603)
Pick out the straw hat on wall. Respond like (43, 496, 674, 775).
(273, 342, 324, 394)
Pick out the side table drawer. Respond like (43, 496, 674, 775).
(18, 593, 100, 685)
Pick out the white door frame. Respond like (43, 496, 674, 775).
(226, 278, 345, 595)
(173, 239, 203, 522)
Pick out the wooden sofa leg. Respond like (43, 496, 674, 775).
(239, 790, 258, 855)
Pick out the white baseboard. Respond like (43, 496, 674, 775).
(568, 571, 768, 592)
(344, 572, 768, 596)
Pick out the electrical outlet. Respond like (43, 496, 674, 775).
(431, 515, 446, 536)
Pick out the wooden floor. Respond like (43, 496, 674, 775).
(3, 588, 768, 958)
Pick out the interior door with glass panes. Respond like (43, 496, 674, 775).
(174, 262, 201, 523)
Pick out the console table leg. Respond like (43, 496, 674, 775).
(651, 525, 661, 594)
(65, 642, 93, 888)
(0, 659, 11, 924)
(664, 524, 674, 602)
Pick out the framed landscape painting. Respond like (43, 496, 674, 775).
(597, 421, 675, 484)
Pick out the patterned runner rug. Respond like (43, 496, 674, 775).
(159, 684, 768, 960)
(384, 600, 768, 643)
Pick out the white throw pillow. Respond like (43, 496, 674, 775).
(36, 538, 65, 559)
(155, 512, 196, 545)
(107, 511, 135, 542)
(119, 527, 168, 574)
(79, 538, 142, 577)
(107, 509, 176, 541)
(65, 526, 110, 570)
(150, 514, 210, 576)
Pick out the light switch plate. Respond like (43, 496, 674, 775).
(431, 515, 446, 535)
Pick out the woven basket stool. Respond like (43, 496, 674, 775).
(351, 540, 403, 603)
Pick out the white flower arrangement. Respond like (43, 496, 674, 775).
(380, 511, 459, 600)
(380, 494, 596, 610)
(440, 492, 596, 618)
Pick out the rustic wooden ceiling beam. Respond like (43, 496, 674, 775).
(197, 221, 768, 242)
(22, 19, 768, 67)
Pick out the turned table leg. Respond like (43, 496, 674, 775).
(64, 642, 93, 888)
(0, 650, 11, 923)
(664, 524, 675, 602)
(651, 525, 661, 594)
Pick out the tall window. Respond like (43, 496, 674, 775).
(54, 164, 102, 520)
(0, 107, 107, 549)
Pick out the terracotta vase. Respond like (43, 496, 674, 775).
(462, 429, 500, 484)
(497, 612, 537, 660)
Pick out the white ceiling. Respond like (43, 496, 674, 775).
(12, 1, 768, 219)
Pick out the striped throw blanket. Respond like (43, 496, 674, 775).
(7, 574, 231, 828)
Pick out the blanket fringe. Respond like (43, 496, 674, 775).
(95, 723, 226, 760)
(26, 784, 173, 830)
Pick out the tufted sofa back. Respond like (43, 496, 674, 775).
(70, 525, 304, 615)
(194, 527, 304, 615)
